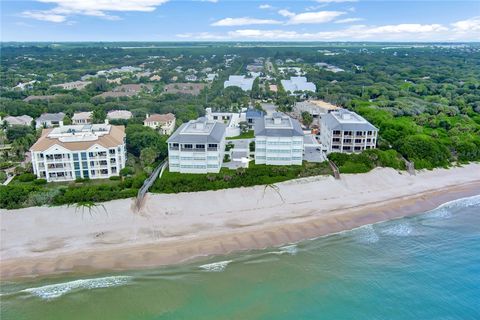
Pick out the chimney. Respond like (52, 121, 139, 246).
(59, 120, 64, 127)
(146, 113, 150, 120)
(273, 116, 282, 125)
(104, 119, 109, 125)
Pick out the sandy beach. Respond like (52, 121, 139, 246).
(1, 164, 480, 280)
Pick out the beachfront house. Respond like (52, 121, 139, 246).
(167, 117, 226, 174)
(205, 107, 247, 138)
(320, 109, 378, 154)
(254, 113, 304, 166)
(224, 75, 257, 91)
(281, 77, 316, 94)
(35, 112, 65, 129)
(30, 124, 126, 182)
(144, 113, 176, 135)
(72, 112, 93, 125)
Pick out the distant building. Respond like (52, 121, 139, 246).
(224, 75, 257, 91)
(163, 83, 206, 96)
(149, 75, 162, 81)
(35, 112, 65, 129)
(107, 110, 133, 121)
(23, 95, 56, 102)
(52, 81, 91, 90)
(30, 124, 126, 182)
(167, 117, 226, 174)
(281, 77, 316, 94)
(320, 109, 378, 154)
(185, 74, 198, 82)
(144, 113, 176, 135)
(205, 73, 217, 82)
(2, 115, 33, 127)
(205, 108, 246, 137)
(245, 108, 265, 130)
(254, 113, 304, 166)
(72, 112, 93, 125)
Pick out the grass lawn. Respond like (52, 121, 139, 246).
(226, 130, 255, 140)
(151, 161, 333, 193)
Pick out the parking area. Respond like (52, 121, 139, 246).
(303, 134, 327, 163)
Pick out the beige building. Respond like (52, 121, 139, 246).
(144, 113, 176, 135)
(72, 112, 93, 125)
(30, 124, 126, 182)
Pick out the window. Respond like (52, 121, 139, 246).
(333, 130, 341, 135)
(332, 145, 340, 149)
(208, 144, 217, 149)
(343, 146, 351, 151)
(367, 131, 373, 135)
(333, 138, 340, 142)
(183, 144, 193, 149)
(195, 144, 205, 149)
(343, 139, 352, 143)
(367, 138, 371, 143)
(356, 131, 363, 136)
(89, 152, 94, 157)
(354, 146, 362, 151)
(81, 152, 87, 160)
(109, 149, 115, 155)
(355, 139, 362, 143)
(344, 131, 353, 136)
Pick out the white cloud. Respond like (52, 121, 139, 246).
(259, 4, 272, 9)
(211, 17, 282, 27)
(21, 10, 67, 22)
(278, 9, 295, 18)
(335, 17, 364, 23)
(451, 16, 480, 31)
(177, 22, 473, 41)
(22, 0, 169, 22)
(284, 10, 346, 24)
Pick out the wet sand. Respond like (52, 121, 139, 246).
(1, 165, 479, 280)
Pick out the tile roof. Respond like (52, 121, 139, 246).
(145, 113, 175, 123)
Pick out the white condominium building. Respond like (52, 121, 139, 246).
(254, 113, 304, 166)
(30, 124, 126, 182)
(320, 109, 378, 154)
(167, 117, 226, 174)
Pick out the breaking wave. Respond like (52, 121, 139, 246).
(199, 260, 232, 272)
(351, 224, 380, 244)
(426, 194, 480, 218)
(382, 222, 413, 237)
(20, 276, 132, 300)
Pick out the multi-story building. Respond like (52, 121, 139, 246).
(167, 117, 226, 174)
(72, 112, 93, 125)
(144, 113, 176, 135)
(320, 109, 378, 154)
(246, 108, 265, 130)
(30, 124, 126, 182)
(254, 113, 304, 166)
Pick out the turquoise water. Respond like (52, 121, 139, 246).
(2, 195, 480, 319)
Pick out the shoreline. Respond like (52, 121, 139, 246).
(1, 165, 480, 280)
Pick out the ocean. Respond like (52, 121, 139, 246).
(1, 195, 479, 319)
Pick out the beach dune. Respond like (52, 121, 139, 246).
(1, 164, 480, 279)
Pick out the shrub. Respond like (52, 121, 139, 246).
(109, 175, 121, 181)
(33, 178, 47, 185)
(17, 173, 37, 182)
(0, 171, 7, 184)
(120, 167, 134, 177)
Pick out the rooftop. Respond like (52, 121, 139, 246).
(107, 110, 132, 120)
(30, 124, 125, 152)
(322, 109, 378, 131)
(72, 111, 93, 120)
(145, 113, 175, 123)
(255, 113, 304, 137)
(281, 77, 316, 93)
(36, 112, 65, 122)
(167, 117, 226, 144)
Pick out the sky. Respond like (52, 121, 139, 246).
(1, 0, 479, 42)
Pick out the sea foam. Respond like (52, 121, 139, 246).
(382, 222, 413, 237)
(199, 260, 232, 272)
(21, 276, 132, 300)
(426, 194, 480, 218)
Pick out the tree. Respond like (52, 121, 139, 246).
(140, 147, 158, 167)
(92, 107, 106, 124)
(301, 111, 313, 127)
